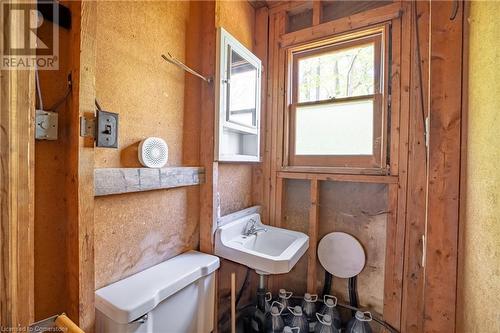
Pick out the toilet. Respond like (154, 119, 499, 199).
(95, 251, 220, 333)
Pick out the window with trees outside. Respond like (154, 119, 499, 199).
(287, 27, 388, 172)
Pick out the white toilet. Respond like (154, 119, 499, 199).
(95, 250, 220, 333)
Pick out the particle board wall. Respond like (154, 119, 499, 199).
(93, 1, 199, 288)
(280, 181, 387, 317)
(216, 0, 256, 216)
(34, 17, 72, 320)
(459, 2, 500, 332)
(317, 182, 387, 317)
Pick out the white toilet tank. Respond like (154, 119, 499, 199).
(95, 251, 220, 333)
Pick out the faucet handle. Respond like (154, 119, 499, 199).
(243, 218, 257, 235)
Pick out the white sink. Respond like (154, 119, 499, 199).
(214, 213, 309, 274)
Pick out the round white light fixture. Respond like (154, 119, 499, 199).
(138, 137, 168, 168)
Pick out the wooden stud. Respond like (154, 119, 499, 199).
(312, 0, 322, 26)
(263, 11, 277, 224)
(306, 179, 320, 294)
(66, 1, 96, 330)
(270, 176, 285, 293)
(395, 1, 413, 331)
(0, 1, 36, 327)
(401, 1, 429, 331)
(456, 1, 470, 329)
(231, 272, 236, 333)
(274, 178, 285, 228)
(252, 7, 269, 217)
(389, 5, 403, 176)
(199, 0, 218, 254)
(379, 6, 407, 330)
(269, 11, 286, 228)
(383, 183, 402, 329)
(423, 2, 463, 332)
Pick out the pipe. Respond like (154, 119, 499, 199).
(322, 271, 332, 296)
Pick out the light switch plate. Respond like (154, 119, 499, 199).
(35, 110, 58, 140)
(96, 110, 118, 148)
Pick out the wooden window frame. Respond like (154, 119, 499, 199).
(283, 25, 390, 174)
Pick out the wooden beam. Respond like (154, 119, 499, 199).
(268, 1, 309, 13)
(383, 183, 402, 329)
(306, 179, 320, 294)
(312, 0, 322, 25)
(280, 2, 403, 48)
(456, 1, 470, 329)
(423, 1, 463, 332)
(395, 1, 413, 331)
(199, 0, 218, 254)
(66, 1, 96, 330)
(94, 167, 205, 196)
(277, 171, 398, 184)
(401, 1, 428, 331)
(268, 11, 286, 229)
(380, 4, 408, 330)
(247, 0, 267, 9)
(252, 6, 269, 217)
(0, 2, 36, 327)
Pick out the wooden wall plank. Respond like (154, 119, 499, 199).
(390, 1, 412, 331)
(66, 1, 96, 330)
(312, 0, 322, 25)
(383, 183, 402, 329)
(401, 1, 429, 332)
(199, 0, 218, 254)
(94, 167, 205, 196)
(0, 1, 36, 327)
(389, 6, 402, 176)
(306, 179, 319, 293)
(269, 11, 286, 227)
(252, 7, 269, 215)
(423, 2, 463, 332)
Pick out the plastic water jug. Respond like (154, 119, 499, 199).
(288, 306, 309, 333)
(265, 301, 285, 333)
(265, 292, 273, 314)
(314, 314, 339, 333)
(301, 293, 318, 320)
(346, 311, 373, 333)
(279, 289, 293, 310)
(319, 295, 341, 329)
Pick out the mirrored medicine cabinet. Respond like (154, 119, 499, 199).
(215, 28, 262, 162)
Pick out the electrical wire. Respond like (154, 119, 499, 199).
(49, 85, 71, 112)
(236, 268, 251, 307)
(35, 70, 73, 112)
(35, 66, 44, 110)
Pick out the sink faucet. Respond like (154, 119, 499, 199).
(243, 218, 268, 236)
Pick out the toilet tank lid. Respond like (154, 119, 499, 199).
(95, 250, 220, 324)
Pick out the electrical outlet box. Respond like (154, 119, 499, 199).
(35, 110, 58, 140)
(96, 110, 118, 148)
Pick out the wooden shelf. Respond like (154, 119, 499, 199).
(94, 167, 205, 196)
(277, 171, 399, 184)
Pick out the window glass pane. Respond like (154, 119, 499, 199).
(228, 50, 257, 127)
(295, 99, 373, 155)
(297, 43, 375, 102)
